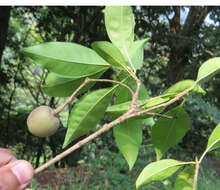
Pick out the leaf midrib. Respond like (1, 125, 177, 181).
(23, 50, 110, 66)
(44, 69, 106, 88)
(116, 130, 140, 147)
(69, 85, 118, 140)
(138, 161, 186, 185)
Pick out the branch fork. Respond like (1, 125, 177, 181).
(34, 77, 194, 174)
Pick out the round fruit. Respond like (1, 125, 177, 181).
(27, 106, 59, 137)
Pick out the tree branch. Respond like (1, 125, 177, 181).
(170, 6, 180, 34)
(182, 6, 200, 36)
(197, 6, 214, 27)
(35, 111, 129, 174)
(130, 78, 141, 109)
(89, 78, 135, 97)
(181, 6, 213, 37)
(193, 157, 200, 190)
(35, 82, 194, 174)
(53, 77, 135, 115)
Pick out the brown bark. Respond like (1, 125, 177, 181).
(0, 6, 11, 67)
(166, 6, 213, 85)
(170, 6, 180, 34)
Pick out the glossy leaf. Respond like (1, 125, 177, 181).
(196, 57, 220, 83)
(107, 100, 141, 116)
(136, 159, 187, 189)
(91, 41, 127, 69)
(104, 6, 135, 69)
(107, 94, 174, 116)
(164, 80, 206, 95)
(113, 118, 143, 170)
(174, 166, 194, 190)
(151, 106, 190, 160)
(142, 93, 177, 109)
(63, 87, 115, 148)
(206, 122, 220, 152)
(104, 6, 134, 54)
(22, 42, 110, 78)
(42, 69, 106, 97)
(128, 39, 148, 70)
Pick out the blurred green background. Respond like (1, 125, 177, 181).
(0, 6, 220, 189)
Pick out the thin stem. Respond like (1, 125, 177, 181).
(34, 106, 173, 173)
(138, 85, 195, 115)
(193, 157, 200, 190)
(199, 150, 208, 165)
(199, 138, 220, 164)
(34, 81, 196, 174)
(88, 78, 135, 96)
(35, 111, 130, 174)
(130, 78, 141, 109)
(53, 78, 90, 115)
(136, 101, 147, 108)
(53, 78, 135, 115)
(145, 112, 174, 119)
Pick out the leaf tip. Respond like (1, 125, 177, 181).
(62, 137, 70, 149)
(62, 142, 67, 149)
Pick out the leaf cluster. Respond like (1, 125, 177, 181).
(17, 6, 220, 189)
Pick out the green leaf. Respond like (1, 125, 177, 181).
(174, 166, 194, 190)
(22, 42, 110, 78)
(196, 57, 220, 83)
(128, 39, 148, 70)
(104, 6, 134, 53)
(107, 94, 174, 117)
(136, 159, 187, 189)
(151, 106, 190, 160)
(164, 80, 206, 95)
(91, 41, 127, 69)
(206, 122, 220, 152)
(63, 87, 115, 148)
(107, 100, 139, 116)
(113, 118, 143, 170)
(42, 69, 106, 97)
(142, 93, 176, 109)
(104, 6, 135, 70)
(115, 75, 149, 104)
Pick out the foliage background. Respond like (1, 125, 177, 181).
(0, 6, 220, 188)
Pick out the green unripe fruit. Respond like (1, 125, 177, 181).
(27, 106, 59, 137)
